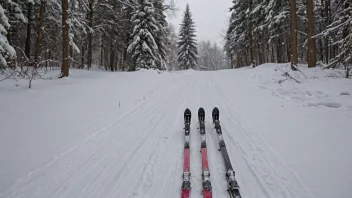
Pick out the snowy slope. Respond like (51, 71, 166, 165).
(0, 64, 351, 198)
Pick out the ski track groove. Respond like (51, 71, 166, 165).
(210, 78, 289, 197)
(203, 77, 232, 198)
(161, 79, 199, 198)
(51, 102, 164, 198)
(196, 77, 208, 198)
(0, 72, 317, 198)
(127, 79, 197, 198)
(209, 77, 314, 198)
(159, 129, 180, 198)
(162, 81, 197, 198)
(207, 76, 255, 198)
(203, 77, 218, 196)
(0, 79, 165, 198)
(49, 82, 176, 198)
(1, 77, 191, 198)
(69, 78, 195, 198)
(74, 79, 194, 198)
(204, 77, 267, 198)
(177, 78, 204, 198)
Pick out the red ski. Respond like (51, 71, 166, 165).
(181, 109, 192, 198)
(198, 108, 212, 198)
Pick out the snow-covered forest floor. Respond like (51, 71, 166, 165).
(0, 63, 351, 198)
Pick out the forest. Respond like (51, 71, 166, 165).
(0, 0, 351, 79)
(225, 0, 351, 78)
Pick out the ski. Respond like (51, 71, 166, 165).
(198, 108, 212, 198)
(212, 107, 242, 198)
(181, 108, 192, 198)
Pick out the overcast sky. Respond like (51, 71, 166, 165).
(167, 0, 232, 45)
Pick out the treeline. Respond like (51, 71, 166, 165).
(0, 0, 177, 77)
(225, 0, 351, 77)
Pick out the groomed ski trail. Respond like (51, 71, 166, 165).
(1, 76, 199, 198)
(204, 74, 314, 198)
(0, 71, 316, 198)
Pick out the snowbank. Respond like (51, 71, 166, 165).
(216, 63, 352, 198)
(245, 63, 352, 110)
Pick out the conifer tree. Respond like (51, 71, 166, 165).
(177, 4, 197, 70)
(127, 0, 160, 70)
(153, 0, 168, 70)
(316, 0, 351, 77)
(225, 0, 248, 67)
(0, 5, 16, 68)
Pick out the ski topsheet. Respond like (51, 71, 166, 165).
(212, 107, 242, 198)
(181, 109, 192, 198)
(198, 108, 212, 198)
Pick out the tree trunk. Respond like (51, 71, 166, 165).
(262, 42, 266, 63)
(48, 50, 52, 68)
(237, 53, 241, 68)
(70, 45, 74, 68)
(319, 0, 324, 63)
(307, 0, 316, 68)
(115, 52, 119, 71)
(324, 0, 330, 64)
(34, 0, 46, 63)
(80, 43, 85, 69)
(105, 44, 109, 70)
(109, 42, 115, 71)
(119, 50, 123, 70)
(100, 35, 103, 67)
(123, 44, 128, 71)
(25, 3, 32, 60)
(87, 0, 93, 70)
(248, 0, 254, 64)
(230, 54, 234, 69)
(257, 39, 261, 65)
(276, 39, 281, 63)
(289, 0, 298, 70)
(270, 43, 274, 62)
(318, 31, 323, 63)
(61, 0, 70, 77)
(286, 40, 290, 63)
(261, 41, 265, 64)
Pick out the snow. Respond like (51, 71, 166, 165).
(0, 4, 16, 67)
(7, 0, 26, 23)
(0, 63, 351, 198)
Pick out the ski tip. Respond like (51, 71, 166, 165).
(198, 107, 205, 122)
(212, 107, 219, 122)
(184, 108, 191, 123)
(184, 108, 191, 115)
(198, 107, 205, 114)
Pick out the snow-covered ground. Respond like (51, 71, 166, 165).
(0, 64, 351, 198)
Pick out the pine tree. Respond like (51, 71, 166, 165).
(166, 24, 178, 70)
(153, 0, 168, 70)
(224, 10, 236, 68)
(127, 0, 160, 70)
(0, 0, 27, 68)
(177, 4, 197, 70)
(0, 4, 16, 68)
(316, 0, 351, 77)
(225, 0, 292, 67)
(225, 0, 249, 67)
